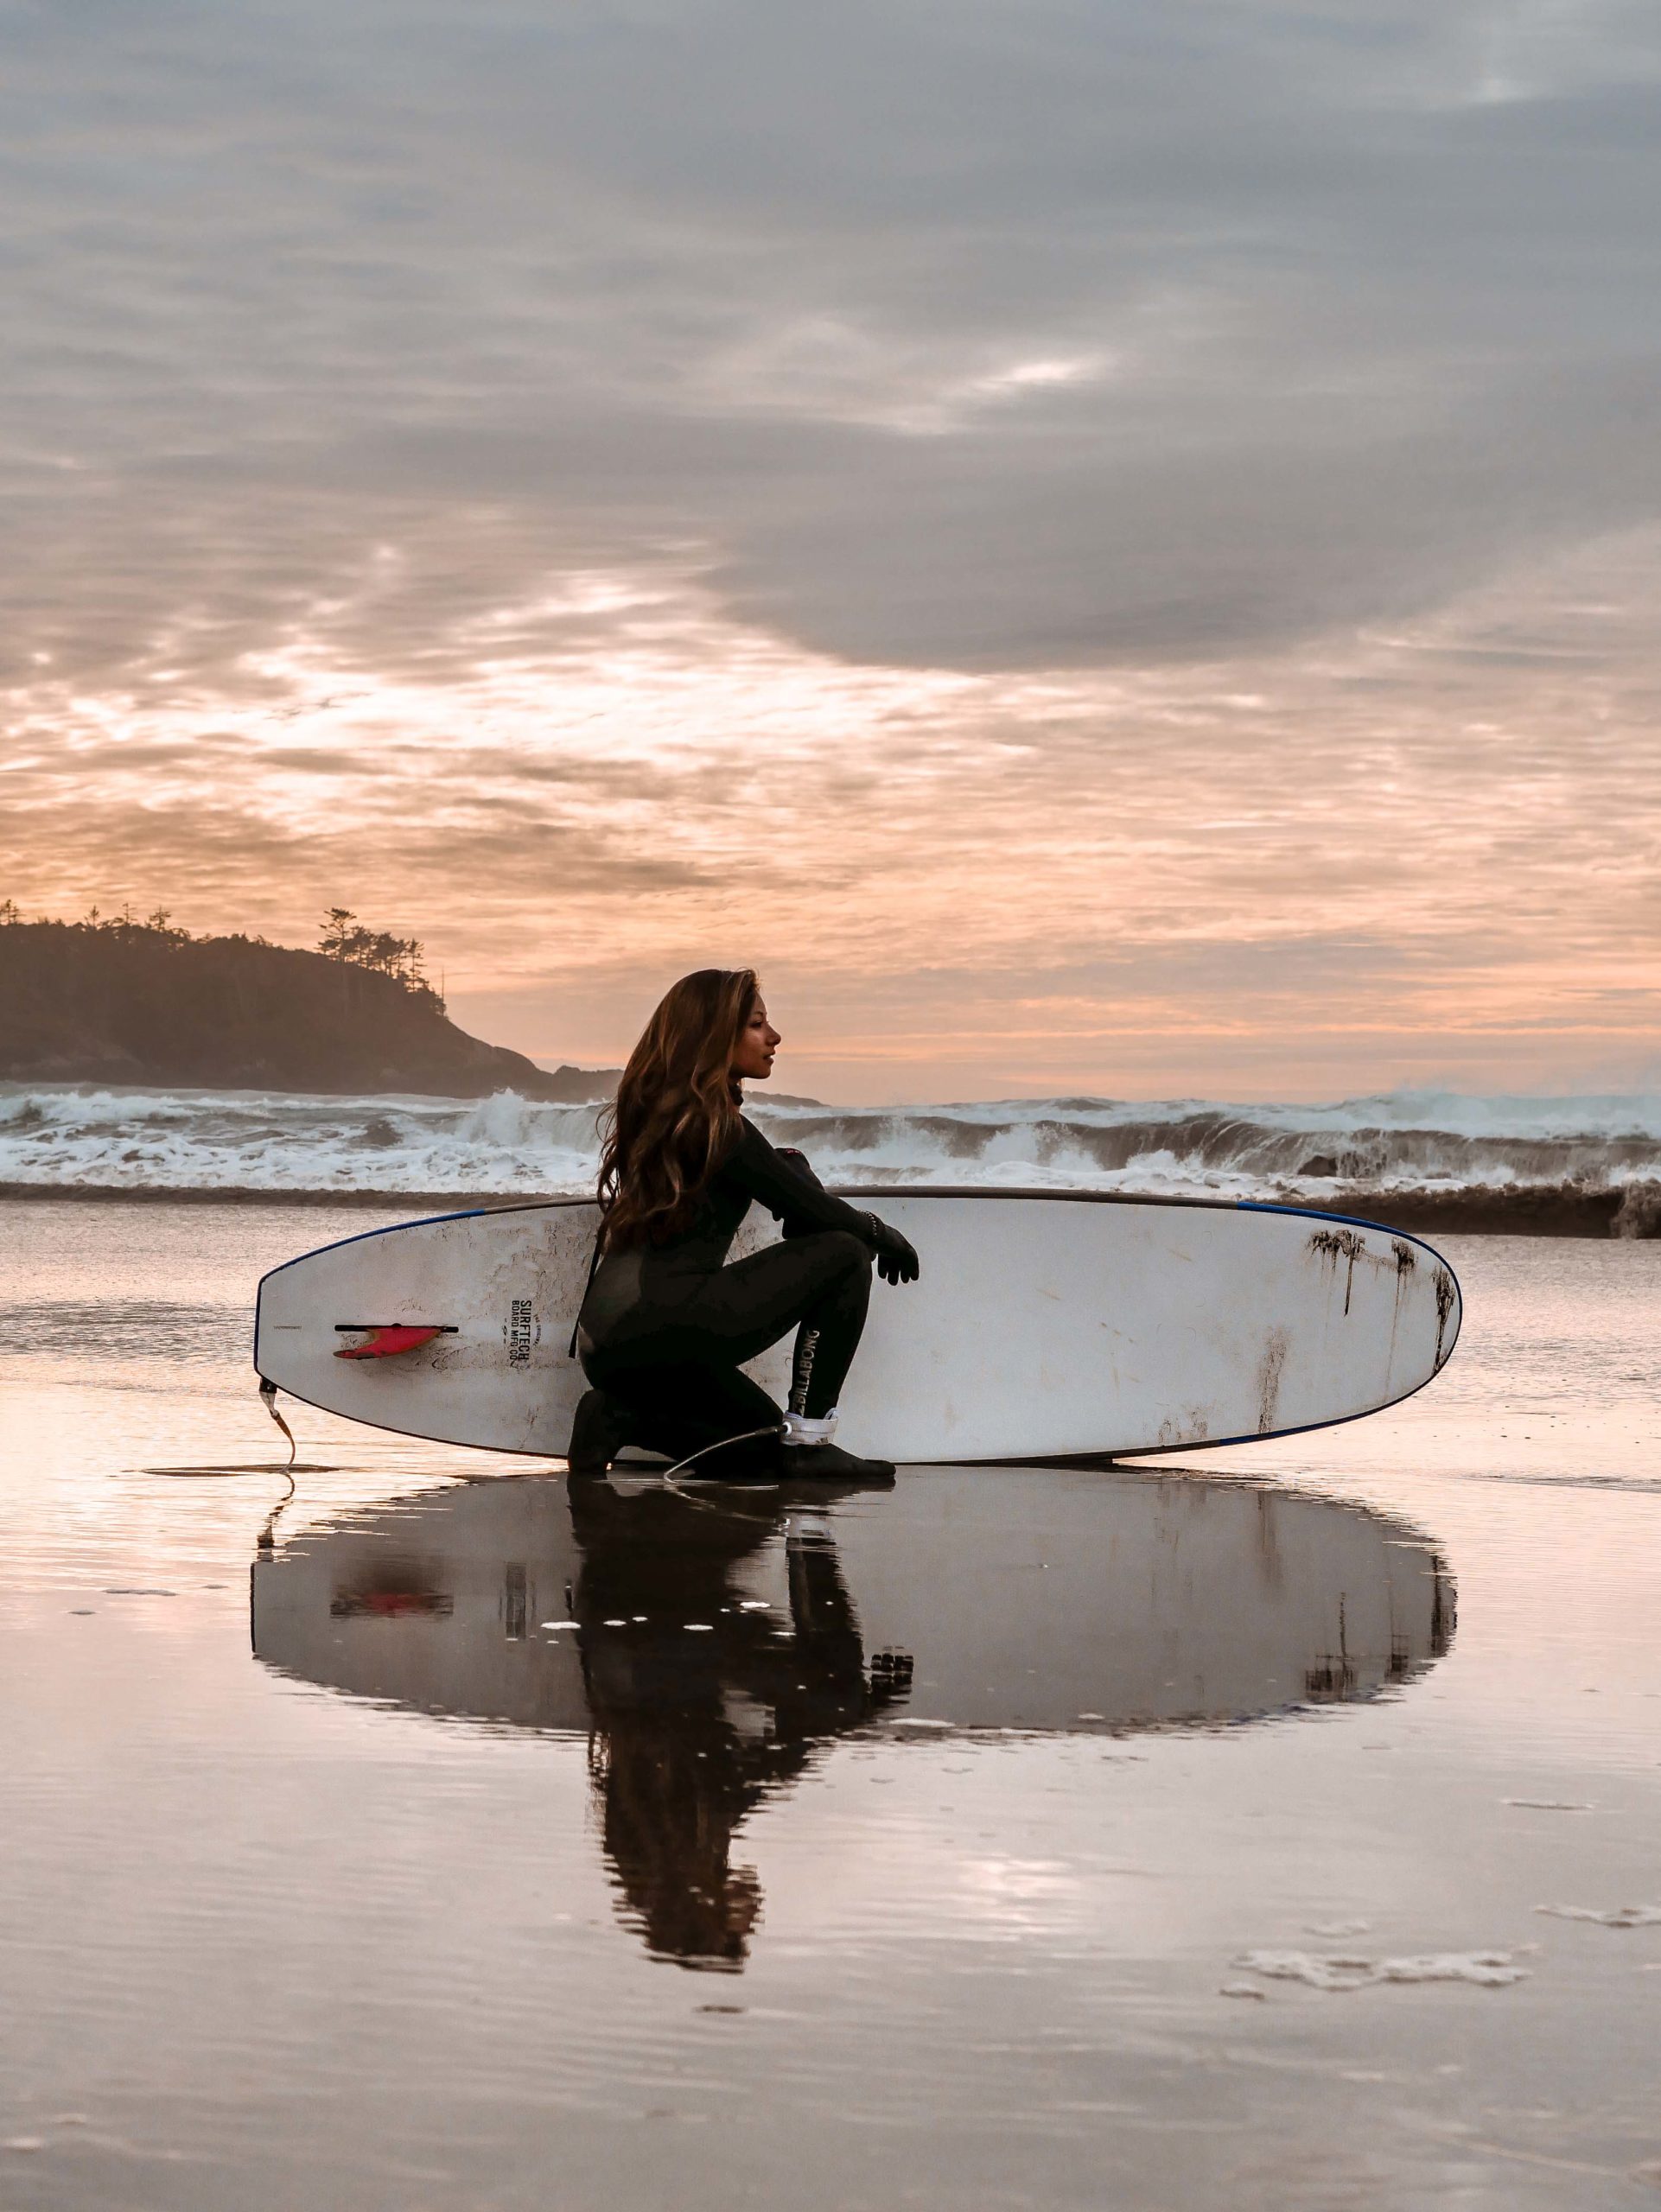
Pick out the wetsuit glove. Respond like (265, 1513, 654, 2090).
(864, 1213, 920, 1286)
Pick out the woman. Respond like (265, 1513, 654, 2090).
(569, 969, 920, 1482)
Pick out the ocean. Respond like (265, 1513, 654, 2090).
(4, 1081, 1661, 1230)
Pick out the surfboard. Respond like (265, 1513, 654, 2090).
(251, 1188, 1461, 1462)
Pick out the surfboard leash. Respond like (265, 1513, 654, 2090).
(259, 1377, 298, 1469)
(253, 1380, 299, 1552)
(657, 1425, 784, 1509)
(568, 1217, 607, 1359)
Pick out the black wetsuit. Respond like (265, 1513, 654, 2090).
(576, 1118, 889, 1470)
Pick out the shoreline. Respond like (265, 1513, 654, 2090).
(2, 1179, 1656, 1236)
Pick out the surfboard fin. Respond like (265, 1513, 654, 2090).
(334, 1325, 446, 1360)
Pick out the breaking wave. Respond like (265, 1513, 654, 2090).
(3, 1082, 1661, 1233)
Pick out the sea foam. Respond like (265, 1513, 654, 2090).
(3, 1081, 1660, 1225)
(1234, 1948, 1531, 1991)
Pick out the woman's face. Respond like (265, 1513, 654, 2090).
(730, 996, 781, 1083)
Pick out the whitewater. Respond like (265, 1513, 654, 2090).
(3, 1083, 1661, 1232)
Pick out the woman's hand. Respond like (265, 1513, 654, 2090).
(864, 1213, 920, 1286)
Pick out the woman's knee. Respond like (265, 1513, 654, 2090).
(816, 1229, 872, 1279)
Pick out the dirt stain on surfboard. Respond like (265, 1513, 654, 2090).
(1255, 1326, 1290, 1433)
(1306, 1228, 1368, 1314)
(1384, 1239, 1417, 1377)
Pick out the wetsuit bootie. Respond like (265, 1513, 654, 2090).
(779, 1440, 896, 1485)
(567, 1388, 633, 1475)
(778, 1408, 894, 1484)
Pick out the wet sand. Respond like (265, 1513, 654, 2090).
(3, 1199, 1660, 2208)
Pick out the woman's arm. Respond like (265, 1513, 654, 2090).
(729, 1119, 872, 1237)
(729, 1120, 920, 1282)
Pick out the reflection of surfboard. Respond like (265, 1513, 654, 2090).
(253, 1468, 1454, 1971)
(251, 1466, 1454, 1738)
(253, 1190, 1461, 1463)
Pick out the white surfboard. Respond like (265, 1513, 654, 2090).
(252, 1190, 1461, 1462)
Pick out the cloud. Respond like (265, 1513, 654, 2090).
(7, 0, 1661, 677)
(3, 0, 1661, 1092)
(6, 524, 1659, 1094)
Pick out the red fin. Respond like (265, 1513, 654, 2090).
(334, 1325, 443, 1361)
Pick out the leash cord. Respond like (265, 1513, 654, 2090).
(255, 1380, 299, 1551)
(258, 1377, 297, 1468)
(568, 1217, 606, 1359)
(656, 1425, 783, 1510)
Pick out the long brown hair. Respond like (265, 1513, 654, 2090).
(597, 969, 759, 1249)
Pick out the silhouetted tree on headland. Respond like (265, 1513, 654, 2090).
(1, 898, 193, 944)
(3, 899, 435, 998)
(0, 903, 617, 1098)
(316, 907, 431, 994)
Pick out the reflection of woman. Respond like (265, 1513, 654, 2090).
(568, 1474, 906, 1970)
(570, 969, 919, 1483)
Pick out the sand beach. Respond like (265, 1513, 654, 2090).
(3, 1194, 1659, 2209)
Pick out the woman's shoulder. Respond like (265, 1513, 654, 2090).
(716, 1112, 786, 1177)
(717, 1113, 764, 1167)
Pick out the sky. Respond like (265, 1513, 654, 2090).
(3, 0, 1660, 1103)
